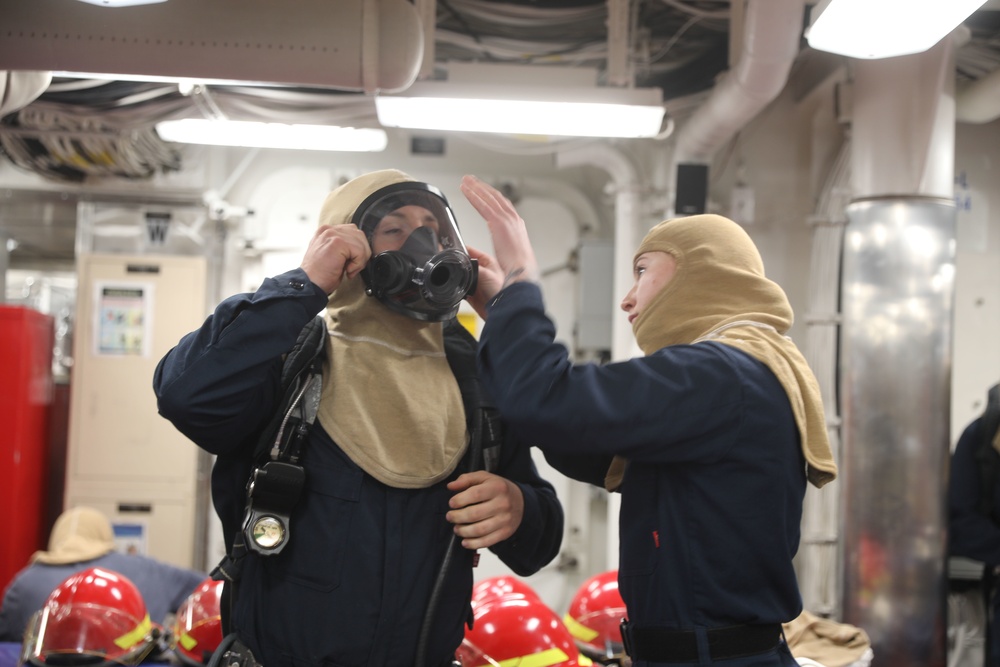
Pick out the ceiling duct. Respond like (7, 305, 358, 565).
(957, 66, 1000, 123)
(0, 0, 423, 93)
(673, 0, 805, 163)
(0, 71, 52, 116)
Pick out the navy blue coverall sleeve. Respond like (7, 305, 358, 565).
(539, 451, 616, 488)
(478, 282, 747, 465)
(153, 268, 327, 454)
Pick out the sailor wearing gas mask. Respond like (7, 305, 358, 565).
(153, 169, 564, 667)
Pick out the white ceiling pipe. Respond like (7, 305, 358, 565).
(0, 71, 53, 116)
(956, 66, 1000, 124)
(517, 178, 604, 238)
(672, 0, 805, 164)
(556, 144, 641, 364)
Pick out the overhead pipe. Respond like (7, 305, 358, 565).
(956, 66, 1000, 124)
(672, 0, 804, 165)
(0, 71, 53, 116)
(0, 0, 422, 93)
(557, 144, 640, 364)
(517, 178, 603, 238)
(947, 23, 1000, 125)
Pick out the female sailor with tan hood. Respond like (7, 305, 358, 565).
(461, 175, 837, 667)
(153, 170, 563, 667)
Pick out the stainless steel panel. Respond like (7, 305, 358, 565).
(840, 197, 956, 667)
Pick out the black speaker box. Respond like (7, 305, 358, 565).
(675, 163, 709, 215)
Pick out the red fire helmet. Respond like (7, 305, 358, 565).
(21, 566, 158, 666)
(171, 578, 225, 665)
(563, 570, 626, 660)
(470, 575, 541, 608)
(456, 595, 592, 667)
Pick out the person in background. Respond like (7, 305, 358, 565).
(0, 506, 205, 641)
(460, 175, 838, 667)
(949, 383, 1000, 667)
(152, 169, 563, 667)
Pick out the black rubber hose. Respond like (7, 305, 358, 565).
(415, 408, 484, 667)
(205, 632, 239, 667)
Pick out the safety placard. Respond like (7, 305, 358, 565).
(92, 281, 155, 357)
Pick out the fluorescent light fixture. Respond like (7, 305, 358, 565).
(805, 0, 988, 60)
(375, 81, 665, 139)
(155, 119, 387, 152)
(74, 0, 168, 6)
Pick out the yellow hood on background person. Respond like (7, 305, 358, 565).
(32, 506, 115, 565)
(315, 169, 468, 489)
(608, 214, 836, 491)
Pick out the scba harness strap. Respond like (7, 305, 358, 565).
(241, 315, 325, 557)
(211, 315, 326, 589)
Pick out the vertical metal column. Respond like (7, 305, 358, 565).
(840, 198, 955, 666)
(839, 34, 959, 667)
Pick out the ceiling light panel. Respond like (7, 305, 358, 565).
(806, 0, 989, 59)
(156, 119, 387, 152)
(376, 79, 666, 139)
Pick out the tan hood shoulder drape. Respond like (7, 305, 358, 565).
(607, 214, 836, 491)
(315, 170, 467, 489)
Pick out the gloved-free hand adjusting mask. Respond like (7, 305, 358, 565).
(354, 181, 478, 322)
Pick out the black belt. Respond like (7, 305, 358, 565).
(213, 636, 460, 667)
(620, 620, 782, 663)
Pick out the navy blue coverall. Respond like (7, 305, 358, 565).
(153, 269, 563, 667)
(478, 282, 804, 667)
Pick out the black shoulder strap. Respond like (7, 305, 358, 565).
(252, 315, 328, 462)
(212, 316, 328, 618)
(443, 319, 502, 473)
(975, 383, 1000, 518)
(443, 319, 483, 411)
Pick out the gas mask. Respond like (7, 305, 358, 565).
(354, 181, 478, 321)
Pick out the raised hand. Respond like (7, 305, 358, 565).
(460, 175, 540, 292)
